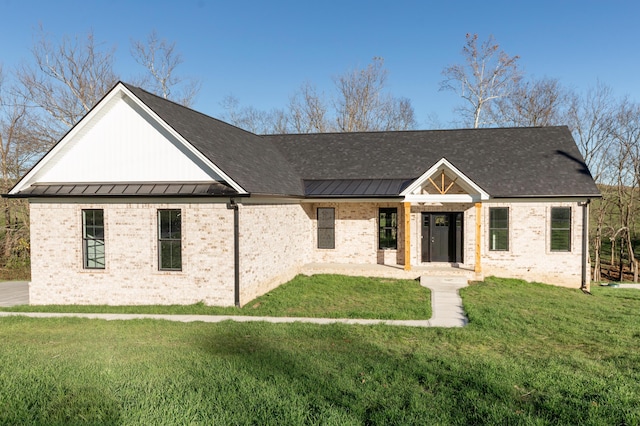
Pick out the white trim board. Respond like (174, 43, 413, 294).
(400, 157, 489, 201)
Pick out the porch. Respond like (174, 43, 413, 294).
(300, 262, 480, 282)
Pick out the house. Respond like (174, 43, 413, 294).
(6, 82, 600, 306)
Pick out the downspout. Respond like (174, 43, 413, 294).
(227, 198, 240, 307)
(581, 200, 590, 292)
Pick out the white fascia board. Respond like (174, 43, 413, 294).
(300, 198, 404, 203)
(117, 84, 247, 195)
(483, 197, 593, 204)
(403, 194, 481, 203)
(400, 157, 489, 200)
(240, 196, 303, 205)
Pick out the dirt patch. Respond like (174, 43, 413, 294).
(598, 264, 638, 282)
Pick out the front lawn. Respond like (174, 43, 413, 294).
(0, 274, 431, 320)
(1, 277, 639, 424)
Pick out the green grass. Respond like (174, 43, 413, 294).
(0, 274, 431, 320)
(1, 276, 640, 424)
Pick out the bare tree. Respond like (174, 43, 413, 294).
(220, 95, 286, 134)
(222, 57, 415, 134)
(17, 27, 118, 143)
(441, 33, 522, 128)
(491, 77, 575, 127)
(567, 83, 617, 282)
(334, 57, 416, 132)
(0, 66, 44, 270)
(610, 100, 640, 281)
(0, 84, 46, 184)
(131, 30, 201, 107)
(288, 82, 330, 133)
(568, 82, 617, 179)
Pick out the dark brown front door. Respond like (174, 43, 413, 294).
(421, 213, 463, 263)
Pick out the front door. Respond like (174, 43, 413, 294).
(421, 213, 463, 263)
(431, 214, 450, 261)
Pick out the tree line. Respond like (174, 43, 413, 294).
(0, 30, 637, 282)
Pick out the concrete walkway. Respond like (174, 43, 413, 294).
(616, 284, 640, 289)
(0, 281, 29, 307)
(0, 277, 469, 328)
(420, 276, 469, 327)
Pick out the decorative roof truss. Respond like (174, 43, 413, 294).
(428, 170, 459, 195)
(401, 157, 489, 202)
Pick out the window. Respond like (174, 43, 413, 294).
(317, 208, 335, 249)
(489, 207, 509, 251)
(158, 209, 182, 270)
(550, 207, 571, 252)
(82, 209, 105, 269)
(379, 208, 398, 249)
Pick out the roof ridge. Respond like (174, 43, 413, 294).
(121, 82, 262, 138)
(121, 82, 305, 196)
(263, 125, 569, 138)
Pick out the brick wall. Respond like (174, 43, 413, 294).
(29, 201, 236, 306)
(28, 198, 587, 306)
(237, 203, 312, 305)
(308, 202, 405, 265)
(480, 201, 585, 287)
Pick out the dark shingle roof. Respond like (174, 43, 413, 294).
(265, 127, 600, 198)
(11, 82, 598, 200)
(122, 84, 304, 196)
(123, 84, 598, 199)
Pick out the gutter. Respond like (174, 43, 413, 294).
(303, 195, 405, 199)
(227, 198, 241, 307)
(490, 194, 602, 199)
(1, 193, 249, 199)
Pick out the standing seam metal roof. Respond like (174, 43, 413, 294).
(14, 182, 237, 197)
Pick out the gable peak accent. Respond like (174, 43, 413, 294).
(401, 158, 489, 202)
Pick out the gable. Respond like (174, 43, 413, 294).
(401, 158, 489, 202)
(12, 92, 232, 194)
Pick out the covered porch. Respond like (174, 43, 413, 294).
(398, 157, 489, 276)
(306, 157, 489, 279)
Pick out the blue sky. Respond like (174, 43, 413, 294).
(1, 0, 639, 128)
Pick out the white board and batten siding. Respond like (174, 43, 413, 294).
(14, 91, 227, 190)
